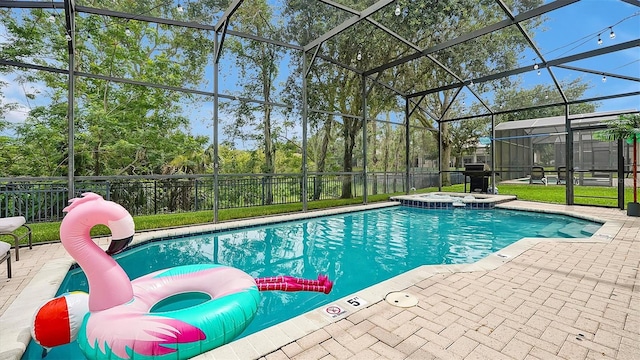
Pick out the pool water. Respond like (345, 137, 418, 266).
(23, 207, 600, 359)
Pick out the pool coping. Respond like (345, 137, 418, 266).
(0, 199, 621, 360)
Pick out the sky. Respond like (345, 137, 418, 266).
(0, 0, 638, 143)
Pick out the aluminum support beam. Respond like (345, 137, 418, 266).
(491, 114, 496, 191)
(565, 104, 574, 205)
(405, 97, 410, 193)
(362, 74, 368, 204)
(409, 39, 640, 99)
(213, 34, 220, 223)
(495, 0, 567, 103)
(317, 0, 359, 15)
(364, 0, 578, 76)
(215, 0, 244, 31)
(64, 0, 75, 199)
(302, 53, 309, 211)
(304, 0, 394, 51)
(556, 64, 640, 83)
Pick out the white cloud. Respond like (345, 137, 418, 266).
(4, 104, 30, 124)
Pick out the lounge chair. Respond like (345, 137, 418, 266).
(529, 166, 547, 185)
(556, 166, 567, 185)
(0, 216, 32, 261)
(0, 240, 10, 278)
(556, 166, 578, 185)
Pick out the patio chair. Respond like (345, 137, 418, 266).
(556, 166, 567, 185)
(0, 240, 10, 278)
(529, 166, 547, 185)
(556, 166, 578, 185)
(0, 216, 32, 261)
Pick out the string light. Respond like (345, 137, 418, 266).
(609, 27, 615, 39)
(177, 3, 184, 13)
(356, 50, 362, 61)
(48, 14, 56, 23)
(65, 33, 72, 42)
(537, 70, 541, 76)
(394, 2, 401, 16)
(533, 63, 539, 70)
(125, 27, 132, 36)
(469, 79, 474, 86)
(597, 35, 602, 45)
(602, 75, 607, 83)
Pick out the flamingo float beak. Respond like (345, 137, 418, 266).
(106, 235, 134, 255)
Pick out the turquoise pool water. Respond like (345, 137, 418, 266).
(23, 206, 601, 359)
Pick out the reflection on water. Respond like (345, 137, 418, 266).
(25, 207, 599, 359)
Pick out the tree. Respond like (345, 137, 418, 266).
(494, 79, 596, 123)
(449, 118, 490, 168)
(0, 2, 216, 176)
(223, 0, 286, 205)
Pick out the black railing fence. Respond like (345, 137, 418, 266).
(1, 171, 458, 223)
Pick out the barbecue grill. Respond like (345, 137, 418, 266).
(463, 163, 492, 193)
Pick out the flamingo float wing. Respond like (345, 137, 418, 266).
(79, 289, 260, 360)
(80, 314, 206, 359)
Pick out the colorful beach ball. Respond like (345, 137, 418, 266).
(31, 291, 89, 348)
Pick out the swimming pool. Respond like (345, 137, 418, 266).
(23, 205, 601, 359)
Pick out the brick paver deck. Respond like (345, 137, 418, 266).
(1, 201, 638, 360)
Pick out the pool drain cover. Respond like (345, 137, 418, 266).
(385, 292, 418, 308)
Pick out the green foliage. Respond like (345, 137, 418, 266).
(594, 113, 640, 143)
(495, 80, 596, 122)
(0, 2, 215, 177)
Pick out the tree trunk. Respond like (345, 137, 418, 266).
(263, 104, 274, 205)
(314, 115, 333, 200)
(341, 118, 356, 199)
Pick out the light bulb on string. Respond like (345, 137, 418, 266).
(602, 75, 607, 83)
(469, 79, 474, 86)
(533, 63, 539, 70)
(125, 27, 132, 36)
(48, 14, 56, 23)
(177, 3, 184, 13)
(65, 33, 72, 42)
(597, 35, 602, 45)
(537, 70, 541, 76)
(609, 27, 615, 39)
(394, 3, 401, 16)
(356, 50, 362, 61)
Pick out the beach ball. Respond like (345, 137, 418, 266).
(31, 291, 89, 348)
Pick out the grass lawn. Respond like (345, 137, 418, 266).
(3, 185, 630, 246)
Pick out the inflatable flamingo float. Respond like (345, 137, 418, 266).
(31, 193, 332, 360)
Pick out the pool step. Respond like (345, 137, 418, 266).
(581, 224, 601, 236)
(536, 222, 565, 237)
(557, 223, 590, 238)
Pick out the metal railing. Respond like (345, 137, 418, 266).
(1, 170, 459, 223)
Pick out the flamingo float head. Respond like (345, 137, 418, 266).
(62, 192, 135, 255)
